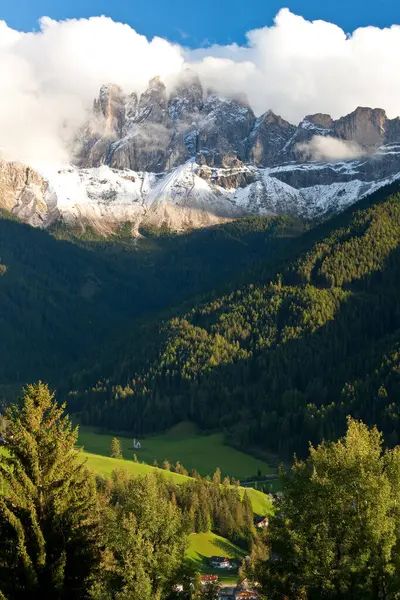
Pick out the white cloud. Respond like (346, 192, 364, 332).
(187, 9, 400, 120)
(296, 136, 365, 162)
(0, 16, 184, 164)
(0, 9, 399, 164)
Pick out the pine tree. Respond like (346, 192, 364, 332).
(242, 490, 255, 537)
(212, 467, 221, 485)
(110, 437, 122, 459)
(0, 382, 99, 599)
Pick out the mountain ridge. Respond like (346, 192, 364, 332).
(1, 71, 400, 234)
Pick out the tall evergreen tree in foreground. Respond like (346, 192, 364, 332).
(255, 418, 400, 599)
(0, 383, 99, 600)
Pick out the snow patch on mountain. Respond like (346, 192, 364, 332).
(2, 154, 399, 236)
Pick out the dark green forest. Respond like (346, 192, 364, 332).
(0, 209, 302, 397)
(2, 182, 400, 459)
(71, 182, 400, 458)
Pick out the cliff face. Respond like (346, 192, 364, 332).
(0, 160, 58, 226)
(77, 74, 400, 177)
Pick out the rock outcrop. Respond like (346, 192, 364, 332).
(0, 160, 58, 226)
(77, 76, 400, 178)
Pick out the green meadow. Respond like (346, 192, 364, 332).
(1, 438, 273, 515)
(77, 421, 273, 480)
(81, 450, 272, 516)
(187, 532, 246, 584)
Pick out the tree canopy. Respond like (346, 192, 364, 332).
(0, 382, 99, 600)
(254, 418, 400, 599)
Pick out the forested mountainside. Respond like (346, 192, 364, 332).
(0, 208, 303, 396)
(2, 180, 400, 459)
(70, 180, 400, 458)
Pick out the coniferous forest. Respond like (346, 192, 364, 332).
(2, 183, 400, 461)
(70, 181, 400, 459)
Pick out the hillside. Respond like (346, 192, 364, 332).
(73, 180, 400, 457)
(2, 176, 400, 461)
(0, 212, 302, 395)
(79, 451, 272, 517)
(187, 532, 245, 584)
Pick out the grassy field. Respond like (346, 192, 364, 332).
(187, 532, 245, 584)
(81, 450, 272, 516)
(77, 421, 273, 480)
(1, 444, 272, 515)
(83, 451, 190, 484)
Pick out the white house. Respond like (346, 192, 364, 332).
(210, 556, 233, 569)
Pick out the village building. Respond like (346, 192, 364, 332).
(200, 574, 219, 584)
(218, 586, 260, 600)
(234, 591, 259, 599)
(254, 516, 269, 529)
(209, 556, 233, 569)
(219, 587, 236, 599)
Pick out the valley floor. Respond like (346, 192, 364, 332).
(77, 421, 274, 480)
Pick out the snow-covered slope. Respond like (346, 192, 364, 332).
(35, 161, 242, 233)
(1, 157, 392, 235)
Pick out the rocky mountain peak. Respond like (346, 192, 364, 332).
(304, 113, 334, 129)
(261, 110, 291, 126)
(93, 84, 125, 135)
(196, 94, 256, 167)
(141, 76, 167, 104)
(133, 77, 170, 127)
(168, 69, 203, 121)
(78, 74, 400, 181)
(248, 110, 296, 166)
(335, 106, 387, 148)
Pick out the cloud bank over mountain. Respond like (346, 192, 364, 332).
(0, 8, 399, 163)
(296, 136, 366, 162)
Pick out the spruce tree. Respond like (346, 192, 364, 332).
(0, 382, 99, 600)
(110, 437, 122, 460)
(212, 468, 221, 485)
(242, 490, 255, 538)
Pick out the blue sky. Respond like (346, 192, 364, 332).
(1, 0, 398, 45)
